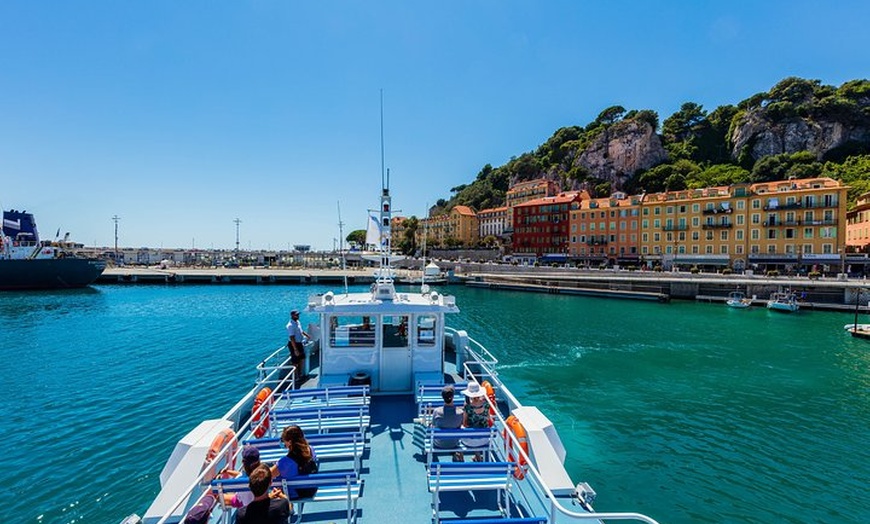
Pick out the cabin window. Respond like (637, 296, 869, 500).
(417, 315, 437, 346)
(383, 315, 409, 348)
(329, 315, 376, 347)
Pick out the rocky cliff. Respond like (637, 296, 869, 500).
(573, 119, 667, 186)
(730, 111, 870, 161)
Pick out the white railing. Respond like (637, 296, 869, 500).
(153, 347, 296, 524)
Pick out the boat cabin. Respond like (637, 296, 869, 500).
(307, 282, 459, 393)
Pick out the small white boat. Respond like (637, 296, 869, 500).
(767, 291, 799, 312)
(726, 291, 752, 309)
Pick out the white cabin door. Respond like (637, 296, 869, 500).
(379, 315, 412, 392)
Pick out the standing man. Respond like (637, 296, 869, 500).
(286, 309, 310, 380)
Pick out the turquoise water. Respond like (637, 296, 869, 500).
(1, 284, 868, 523)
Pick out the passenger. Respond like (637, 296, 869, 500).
(271, 425, 320, 503)
(432, 385, 464, 462)
(286, 310, 310, 381)
(218, 445, 262, 509)
(234, 464, 291, 524)
(461, 381, 492, 462)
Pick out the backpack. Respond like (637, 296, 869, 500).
(295, 456, 319, 498)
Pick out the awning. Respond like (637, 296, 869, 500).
(674, 255, 730, 265)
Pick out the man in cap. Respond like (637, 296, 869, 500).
(218, 445, 264, 509)
(286, 310, 310, 382)
(431, 385, 465, 461)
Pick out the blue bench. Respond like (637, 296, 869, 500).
(440, 518, 547, 524)
(427, 462, 515, 523)
(279, 386, 370, 410)
(211, 470, 362, 524)
(416, 383, 468, 405)
(243, 432, 366, 472)
(416, 399, 466, 424)
(270, 405, 370, 434)
(419, 427, 498, 465)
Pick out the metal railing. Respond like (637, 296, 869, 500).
(153, 346, 297, 524)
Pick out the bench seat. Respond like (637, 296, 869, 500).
(212, 470, 362, 524)
(270, 405, 370, 434)
(427, 462, 515, 523)
(244, 432, 365, 471)
(416, 426, 498, 464)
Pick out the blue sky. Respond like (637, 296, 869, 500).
(2, 1, 869, 251)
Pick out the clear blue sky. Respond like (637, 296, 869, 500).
(2, 1, 869, 251)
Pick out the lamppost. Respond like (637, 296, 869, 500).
(112, 215, 120, 264)
(234, 218, 241, 254)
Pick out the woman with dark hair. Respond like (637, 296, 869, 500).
(271, 425, 319, 500)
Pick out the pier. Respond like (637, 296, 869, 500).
(99, 265, 870, 312)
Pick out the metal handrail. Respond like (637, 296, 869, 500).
(154, 347, 296, 524)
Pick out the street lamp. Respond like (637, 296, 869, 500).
(112, 215, 120, 264)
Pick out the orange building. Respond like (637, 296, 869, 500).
(569, 192, 642, 266)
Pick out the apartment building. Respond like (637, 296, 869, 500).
(512, 192, 583, 260)
(639, 177, 847, 271)
(419, 205, 479, 248)
(846, 191, 870, 251)
(477, 206, 508, 241)
(569, 192, 642, 266)
(504, 178, 559, 230)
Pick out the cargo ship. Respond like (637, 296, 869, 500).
(0, 209, 106, 290)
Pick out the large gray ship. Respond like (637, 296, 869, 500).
(0, 209, 105, 290)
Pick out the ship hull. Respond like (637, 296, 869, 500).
(0, 258, 106, 290)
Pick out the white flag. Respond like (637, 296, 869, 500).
(365, 214, 381, 247)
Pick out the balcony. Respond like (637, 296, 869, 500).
(763, 219, 838, 227)
(701, 223, 733, 229)
(662, 224, 689, 231)
(763, 202, 802, 211)
(702, 207, 733, 215)
(586, 238, 608, 246)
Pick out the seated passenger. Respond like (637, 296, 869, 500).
(461, 382, 492, 462)
(234, 465, 290, 524)
(218, 445, 262, 509)
(432, 385, 464, 462)
(271, 425, 320, 502)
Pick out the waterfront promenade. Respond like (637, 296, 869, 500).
(100, 265, 870, 311)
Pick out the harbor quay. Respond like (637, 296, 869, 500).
(100, 264, 870, 312)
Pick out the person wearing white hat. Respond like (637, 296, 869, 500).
(461, 381, 491, 461)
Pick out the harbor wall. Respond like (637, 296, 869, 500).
(98, 266, 870, 311)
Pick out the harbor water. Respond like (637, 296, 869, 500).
(1, 284, 868, 523)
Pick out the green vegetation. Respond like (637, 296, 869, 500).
(439, 77, 870, 212)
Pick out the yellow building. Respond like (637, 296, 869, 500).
(419, 205, 479, 248)
(505, 178, 558, 230)
(639, 177, 847, 271)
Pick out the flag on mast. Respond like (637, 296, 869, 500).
(365, 214, 381, 248)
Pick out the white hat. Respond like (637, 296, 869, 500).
(461, 381, 486, 399)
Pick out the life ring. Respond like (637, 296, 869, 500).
(481, 380, 497, 417)
(503, 415, 529, 480)
(204, 428, 237, 480)
(252, 387, 272, 438)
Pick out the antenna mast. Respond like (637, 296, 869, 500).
(338, 201, 348, 295)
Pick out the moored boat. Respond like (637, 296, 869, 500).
(123, 180, 661, 524)
(0, 209, 106, 290)
(767, 291, 799, 313)
(726, 290, 752, 309)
